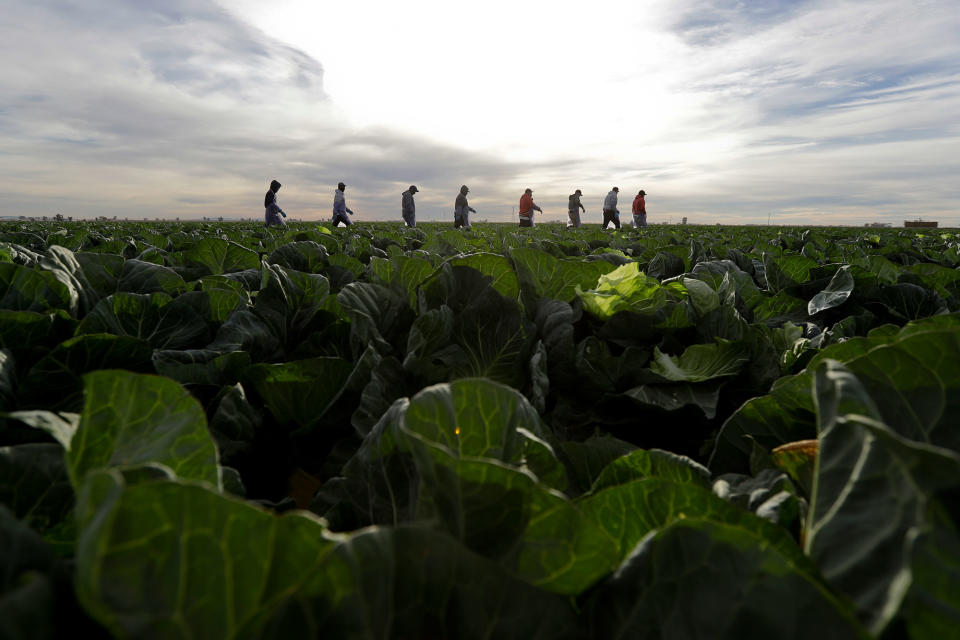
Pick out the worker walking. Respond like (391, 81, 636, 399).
(402, 185, 418, 227)
(454, 185, 476, 228)
(602, 187, 621, 229)
(264, 180, 287, 227)
(518, 188, 542, 228)
(568, 189, 585, 228)
(332, 181, 354, 226)
(632, 190, 648, 228)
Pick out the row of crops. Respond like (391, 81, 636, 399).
(2, 220, 959, 638)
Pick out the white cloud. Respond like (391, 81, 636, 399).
(1, 0, 958, 224)
(0, 0, 537, 221)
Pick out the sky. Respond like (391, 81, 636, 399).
(1, 0, 958, 225)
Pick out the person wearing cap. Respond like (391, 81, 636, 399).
(264, 179, 287, 227)
(402, 185, 418, 227)
(332, 181, 354, 226)
(518, 188, 542, 228)
(454, 185, 477, 229)
(632, 189, 648, 228)
(567, 189, 585, 228)
(602, 187, 621, 230)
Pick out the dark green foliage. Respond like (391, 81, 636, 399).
(1, 219, 958, 638)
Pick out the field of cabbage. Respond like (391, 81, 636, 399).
(2, 219, 959, 639)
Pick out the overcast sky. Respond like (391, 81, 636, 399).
(2, 0, 958, 225)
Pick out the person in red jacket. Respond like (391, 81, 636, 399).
(518, 188, 542, 227)
(632, 189, 647, 228)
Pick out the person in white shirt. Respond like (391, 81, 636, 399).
(332, 182, 354, 226)
(602, 187, 620, 229)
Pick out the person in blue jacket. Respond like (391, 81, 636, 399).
(332, 181, 354, 226)
(264, 179, 287, 227)
(402, 185, 418, 227)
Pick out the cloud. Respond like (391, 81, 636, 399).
(0, 0, 526, 220)
(1, 0, 958, 225)
(631, 0, 960, 224)
(670, 0, 816, 46)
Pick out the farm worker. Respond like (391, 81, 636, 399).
(402, 185, 418, 227)
(632, 189, 648, 228)
(567, 189, 585, 228)
(264, 179, 287, 227)
(602, 187, 621, 230)
(454, 185, 476, 229)
(332, 181, 354, 226)
(518, 188, 542, 228)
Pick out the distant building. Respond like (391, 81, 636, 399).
(865, 222, 891, 228)
(904, 219, 938, 228)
